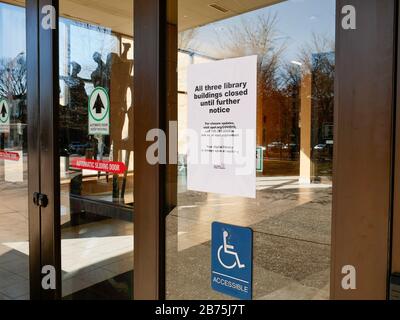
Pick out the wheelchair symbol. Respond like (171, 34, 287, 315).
(217, 231, 245, 270)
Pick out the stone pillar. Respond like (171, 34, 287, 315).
(299, 73, 312, 184)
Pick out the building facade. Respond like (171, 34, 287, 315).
(0, 0, 399, 300)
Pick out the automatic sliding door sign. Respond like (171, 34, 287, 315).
(211, 222, 253, 300)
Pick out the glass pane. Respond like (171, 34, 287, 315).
(0, 0, 29, 300)
(59, 0, 134, 299)
(167, 0, 335, 300)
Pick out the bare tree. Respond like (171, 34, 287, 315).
(216, 13, 286, 91)
(297, 33, 335, 171)
(298, 33, 335, 120)
(0, 52, 27, 100)
(178, 28, 199, 51)
(215, 13, 288, 153)
(298, 33, 335, 73)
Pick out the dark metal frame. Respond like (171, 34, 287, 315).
(26, 0, 171, 300)
(38, 0, 61, 300)
(26, 0, 42, 300)
(26, 0, 61, 299)
(26, 0, 61, 300)
(390, 0, 400, 296)
(133, 0, 168, 300)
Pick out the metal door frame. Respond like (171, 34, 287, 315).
(25, 0, 172, 300)
(26, 0, 60, 300)
(390, 0, 400, 299)
(133, 0, 177, 300)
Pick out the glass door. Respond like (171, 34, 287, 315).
(167, 0, 335, 300)
(58, 0, 134, 299)
(0, 0, 30, 300)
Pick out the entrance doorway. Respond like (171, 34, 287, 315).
(0, 0, 398, 301)
(57, 0, 134, 299)
(167, 0, 335, 300)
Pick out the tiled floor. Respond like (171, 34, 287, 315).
(0, 178, 30, 300)
(0, 172, 134, 300)
(1, 218, 134, 298)
(60, 219, 134, 297)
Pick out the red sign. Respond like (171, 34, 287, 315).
(0, 151, 20, 161)
(71, 158, 127, 174)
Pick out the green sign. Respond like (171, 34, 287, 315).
(0, 98, 10, 133)
(88, 87, 110, 135)
(256, 147, 264, 173)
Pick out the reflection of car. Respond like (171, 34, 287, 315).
(267, 142, 284, 159)
(60, 147, 70, 157)
(283, 143, 298, 151)
(267, 142, 299, 160)
(313, 144, 331, 161)
(67, 141, 111, 157)
(267, 142, 284, 151)
(314, 144, 326, 151)
(268, 141, 283, 148)
(283, 143, 299, 160)
(68, 142, 91, 155)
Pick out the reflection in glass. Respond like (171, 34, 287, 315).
(0, 1, 29, 300)
(168, 0, 335, 300)
(58, 1, 134, 299)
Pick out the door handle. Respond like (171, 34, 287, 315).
(33, 192, 49, 208)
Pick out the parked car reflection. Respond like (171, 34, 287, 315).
(267, 141, 299, 160)
(313, 143, 332, 161)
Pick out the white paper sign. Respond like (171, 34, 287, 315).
(187, 55, 257, 198)
(5, 150, 23, 182)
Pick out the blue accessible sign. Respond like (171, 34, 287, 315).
(211, 222, 253, 300)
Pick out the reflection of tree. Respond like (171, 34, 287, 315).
(276, 63, 302, 156)
(216, 14, 288, 157)
(214, 15, 335, 168)
(299, 34, 335, 151)
(294, 34, 335, 178)
(0, 52, 27, 150)
(311, 52, 335, 142)
(0, 53, 27, 100)
(178, 29, 199, 51)
(59, 61, 89, 152)
(299, 34, 335, 121)
(216, 14, 284, 92)
(299, 34, 335, 73)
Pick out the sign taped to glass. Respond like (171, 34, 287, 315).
(0, 150, 20, 161)
(187, 55, 257, 198)
(71, 158, 127, 174)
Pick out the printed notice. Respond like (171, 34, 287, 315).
(187, 55, 257, 198)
